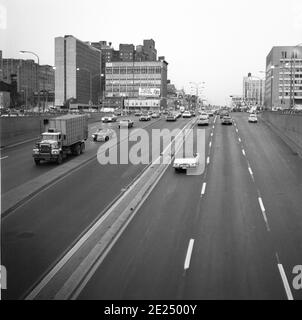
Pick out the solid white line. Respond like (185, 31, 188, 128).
(277, 264, 294, 300)
(242, 149, 246, 156)
(201, 182, 207, 195)
(207, 157, 210, 165)
(184, 239, 195, 270)
(0, 156, 8, 160)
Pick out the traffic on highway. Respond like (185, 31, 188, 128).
(1, 107, 302, 301)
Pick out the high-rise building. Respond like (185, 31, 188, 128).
(119, 44, 135, 62)
(265, 46, 302, 109)
(105, 58, 168, 109)
(55, 35, 101, 107)
(143, 39, 157, 61)
(243, 76, 265, 106)
(2, 56, 55, 107)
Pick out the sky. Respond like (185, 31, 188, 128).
(1, 0, 302, 105)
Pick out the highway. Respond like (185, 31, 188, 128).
(1, 116, 192, 299)
(1, 117, 155, 193)
(2, 113, 302, 300)
(77, 113, 302, 300)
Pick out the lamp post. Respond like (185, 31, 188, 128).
(20, 50, 41, 131)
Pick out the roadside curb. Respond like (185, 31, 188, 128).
(1, 118, 162, 218)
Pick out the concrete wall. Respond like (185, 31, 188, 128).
(0, 113, 107, 148)
(261, 112, 302, 157)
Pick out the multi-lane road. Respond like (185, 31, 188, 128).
(1, 113, 302, 300)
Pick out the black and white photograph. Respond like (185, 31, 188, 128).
(0, 0, 302, 305)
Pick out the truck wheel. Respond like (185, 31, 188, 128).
(34, 159, 40, 165)
(105, 136, 109, 141)
(57, 154, 63, 164)
(74, 144, 81, 156)
(80, 142, 85, 154)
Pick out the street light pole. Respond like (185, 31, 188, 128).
(20, 50, 41, 132)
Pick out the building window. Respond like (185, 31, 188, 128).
(106, 67, 112, 74)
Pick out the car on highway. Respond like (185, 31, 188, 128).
(134, 111, 142, 117)
(92, 128, 115, 142)
(139, 113, 151, 121)
(197, 114, 209, 126)
(151, 112, 160, 118)
(102, 114, 117, 123)
(207, 111, 214, 117)
(182, 111, 192, 118)
(166, 113, 177, 121)
(114, 109, 122, 116)
(173, 153, 200, 171)
(118, 119, 134, 128)
(248, 114, 258, 123)
(221, 115, 233, 125)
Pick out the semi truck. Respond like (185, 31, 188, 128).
(32, 114, 88, 165)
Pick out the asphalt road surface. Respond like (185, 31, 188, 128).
(2, 113, 302, 300)
(1, 116, 192, 299)
(78, 113, 302, 300)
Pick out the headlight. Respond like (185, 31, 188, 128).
(33, 149, 39, 154)
(92, 134, 96, 138)
(51, 149, 60, 154)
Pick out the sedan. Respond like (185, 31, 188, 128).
(92, 128, 115, 142)
(118, 119, 134, 128)
(152, 113, 160, 118)
(221, 115, 233, 125)
(248, 114, 258, 123)
(182, 111, 192, 118)
(139, 114, 151, 121)
(102, 114, 117, 123)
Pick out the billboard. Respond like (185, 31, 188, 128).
(139, 87, 160, 97)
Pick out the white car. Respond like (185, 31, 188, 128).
(173, 153, 200, 171)
(92, 128, 115, 142)
(248, 114, 258, 123)
(197, 114, 209, 126)
(139, 114, 151, 121)
(152, 113, 160, 118)
(102, 114, 117, 123)
(182, 111, 192, 118)
(118, 119, 134, 128)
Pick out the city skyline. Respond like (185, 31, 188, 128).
(1, 0, 302, 105)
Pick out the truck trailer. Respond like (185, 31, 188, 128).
(33, 114, 88, 165)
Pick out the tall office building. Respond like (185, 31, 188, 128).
(119, 44, 135, 62)
(55, 35, 101, 107)
(265, 46, 302, 109)
(105, 57, 168, 109)
(243, 76, 265, 106)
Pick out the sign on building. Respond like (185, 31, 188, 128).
(139, 88, 160, 97)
